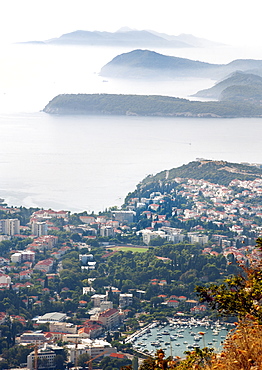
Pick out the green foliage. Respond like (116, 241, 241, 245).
(196, 238, 262, 322)
(77, 353, 90, 368)
(2, 344, 32, 367)
(176, 347, 214, 369)
(100, 356, 131, 370)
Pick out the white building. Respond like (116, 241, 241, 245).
(0, 273, 11, 288)
(66, 338, 114, 365)
(119, 293, 133, 309)
(188, 233, 209, 246)
(100, 301, 113, 311)
(138, 229, 168, 245)
(19, 331, 48, 345)
(11, 250, 35, 263)
(49, 322, 77, 334)
(79, 254, 94, 264)
(34, 312, 67, 324)
(100, 225, 115, 237)
(31, 221, 48, 237)
(91, 294, 107, 307)
(112, 211, 135, 224)
(27, 344, 56, 370)
(0, 218, 20, 236)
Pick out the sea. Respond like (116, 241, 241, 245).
(0, 42, 262, 213)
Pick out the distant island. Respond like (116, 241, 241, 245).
(99, 49, 262, 80)
(43, 93, 262, 118)
(193, 71, 262, 104)
(24, 28, 222, 48)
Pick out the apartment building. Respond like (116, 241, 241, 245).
(0, 218, 20, 236)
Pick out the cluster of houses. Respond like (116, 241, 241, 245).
(17, 309, 121, 370)
(0, 173, 261, 368)
(122, 177, 262, 258)
(16, 288, 136, 369)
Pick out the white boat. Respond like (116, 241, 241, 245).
(194, 335, 201, 341)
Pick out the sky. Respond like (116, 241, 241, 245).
(1, 0, 261, 47)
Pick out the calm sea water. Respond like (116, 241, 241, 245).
(0, 43, 261, 212)
(0, 112, 261, 212)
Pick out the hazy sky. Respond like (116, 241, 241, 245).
(1, 0, 260, 46)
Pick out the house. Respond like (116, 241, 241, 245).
(91, 294, 107, 307)
(34, 258, 54, 273)
(19, 331, 48, 345)
(119, 293, 133, 309)
(19, 270, 32, 280)
(78, 324, 103, 339)
(0, 273, 11, 288)
(166, 299, 179, 308)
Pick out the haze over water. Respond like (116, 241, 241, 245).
(0, 43, 261, 212)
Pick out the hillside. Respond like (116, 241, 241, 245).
(193, 71, 262, 101)
(125, 160, 262, 199)
(220, 83, 262, 103)
(99, 49, 262, 79)
(43, 93, 262, 118)
(100, 49, 219, 79)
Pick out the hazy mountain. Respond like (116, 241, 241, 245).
(193, 71, 262, 98)
(100, 49, 219, 78)
(220, 84, 262, 103)
(148, 31, 224, 47)
(45, 29, 192, 48)
(100, 49, 262, 80)
(23, 28, 222, 48)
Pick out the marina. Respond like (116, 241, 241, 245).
(127, 318, 232, 358)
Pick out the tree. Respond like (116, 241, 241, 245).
(196, 238, 262, 322)
(54, 354, 65, 370)
(77, 353, 90, 368)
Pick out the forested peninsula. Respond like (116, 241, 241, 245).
(43, 93, 262, 118)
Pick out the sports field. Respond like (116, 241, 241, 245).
(106, 245, 148, 253)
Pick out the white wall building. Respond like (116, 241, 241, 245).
(66, 338, 114, 365)
(119, 293, 133, 309)
(0, 218, 20, 236)
(27, 344, 56, 370)
(31, 221, 48, 237)
(188, 233, 209, 246)
(91, 294, 107, 307)
(112, 211, 135, 224)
